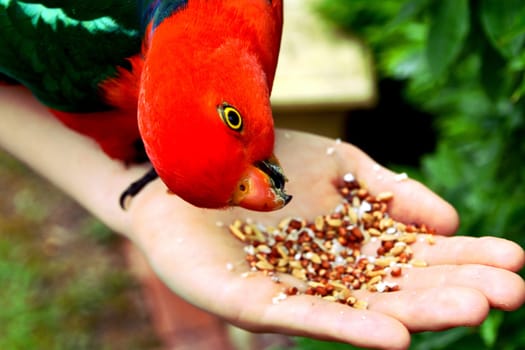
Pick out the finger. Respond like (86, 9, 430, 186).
(336, 142, 459, 236)
(411, 236, 525, 272)
(258, 295, 411, 350)
(217, 274, 411, 350)
(358, 286, 489, 332)
(385, 265, 525, 311)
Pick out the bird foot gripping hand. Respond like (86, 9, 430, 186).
(119, 167, 159, 210)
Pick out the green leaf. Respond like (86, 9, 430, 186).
(511, 73, 525, 102)
(480, 0, 525, 58)
(480, 42, 508, 100)
(291, 337, 358, 350)
(392, 0, 432, 24)
(480, 310, 504, 347)
(425, 0, 470, 77)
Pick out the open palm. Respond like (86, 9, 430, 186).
(125, 130, 525, 350)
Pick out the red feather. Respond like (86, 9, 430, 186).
(50, 53, 144, 162)
(54, 0, 287, 210)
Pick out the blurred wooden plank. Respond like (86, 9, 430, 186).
(271, 0, 375, 111)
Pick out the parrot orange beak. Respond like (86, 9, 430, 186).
(231, 155, 292, 211)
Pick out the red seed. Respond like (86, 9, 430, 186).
(390, 266, 402, 277)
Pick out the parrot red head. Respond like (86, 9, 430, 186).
(137, 15, 291, 211)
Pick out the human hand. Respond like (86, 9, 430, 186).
(3, 87, 522, 349)
(124, 130, 525, 350)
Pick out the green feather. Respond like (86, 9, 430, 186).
(0, 0, 146, 112)
(20, 0, 141, 27)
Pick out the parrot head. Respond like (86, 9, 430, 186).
(137, 22, 291, 211)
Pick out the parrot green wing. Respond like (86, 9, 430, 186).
(0, 0, 148, 112)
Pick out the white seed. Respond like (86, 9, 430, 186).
(343, 172, 356, 183)
(272, 292, 288, 304)
(394, 172, 408, 182)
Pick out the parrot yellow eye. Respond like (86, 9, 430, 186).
(218, 103, 243, 131)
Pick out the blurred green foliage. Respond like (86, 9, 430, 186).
(298, 0, 525, 349)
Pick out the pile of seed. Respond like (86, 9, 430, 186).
(228, 172, 435, 309)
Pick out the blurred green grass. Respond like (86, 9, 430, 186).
(0, 150, 160, 349)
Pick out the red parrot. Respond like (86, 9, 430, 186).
(0, 0, 291, 211)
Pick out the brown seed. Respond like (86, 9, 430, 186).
(292, 268, 307, 280)
(347, 209, 358, 224)
(314, 216, 324, 231)
(368, 228, 382, 236)
(374, 256, 398, 267)
(398, 252, 410, 264)
(388, 284, 401, 292)
(326, 217, 343, 227)
(356, 188, 368, 199)
(353, 300, 369, 310)
(426, 234, 436, 245)
(351, 226, 364, 241)
(367, 268, 387, 278)
(361, 212, 374, 224)
(351, 280, 361, 290)
(382, 240, 394, 251)
(380, 234, 399, 242)
(277, 258, 289, 268)
(309, 252, 322, 264)
(325, 230, 336, 240)
(228, 172, 434, 310)
(390, 266, 402, 277)
(315, 286, 328, 296)
(398, 233, 417, 244)
(379, 217, 394, 231)
(256, 244, 272, 254)
(410, 259, 428, 267)
(367, 275, 383, 290)
(377, 191, 394, 202)
(305, 287, 315, 295)
(346, 296, 357, 306)
(276, 244, 289, 258)
(255, 259, 275, 270)
(322, 295, 337, 302)
(405, 224, 417, 233)
(250, 224, 266, 242)
(389, 243, 406, 257)
(341, 275, 354, 284)
(229, 224, 246, 241)
(286, 286, 298, 295)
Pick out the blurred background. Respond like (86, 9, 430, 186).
(1, 0, 524, 349)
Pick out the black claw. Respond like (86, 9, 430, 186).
(119, 167, 159, 210)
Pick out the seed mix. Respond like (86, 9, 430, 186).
(229, 172, 435, 309)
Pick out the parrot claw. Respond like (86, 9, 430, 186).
(119, 167, 159, 210)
